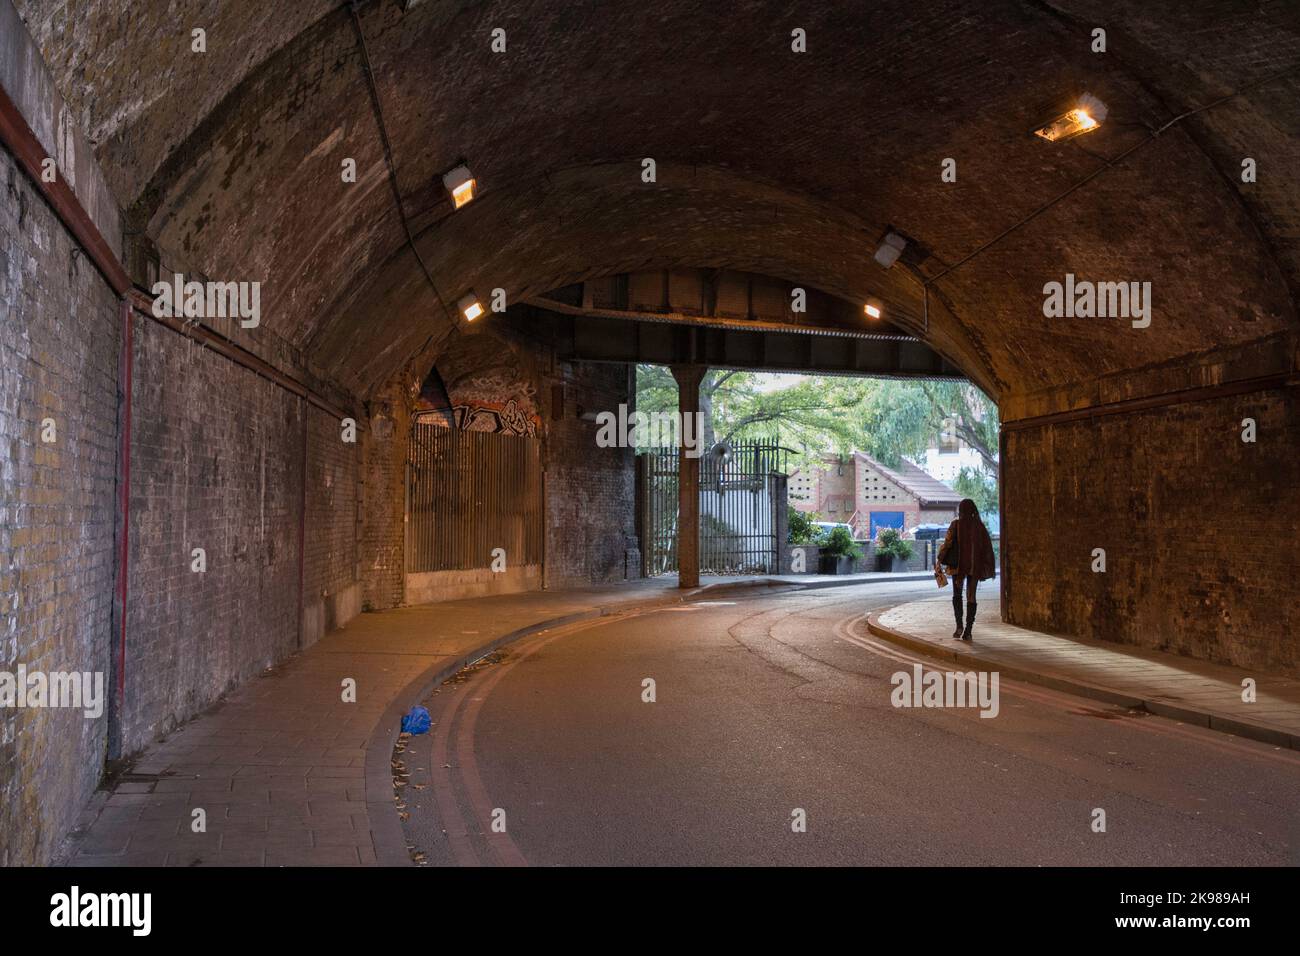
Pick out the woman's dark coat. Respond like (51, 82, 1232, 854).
(938, 500, 997, 581)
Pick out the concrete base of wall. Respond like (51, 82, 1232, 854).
(405, 565, 542, 605)
(302, 582, 362, 648)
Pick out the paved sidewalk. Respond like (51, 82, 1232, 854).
(57, 579, 725, 867)
(869, 596, 1300, 749)
(59, 571, 920, 867)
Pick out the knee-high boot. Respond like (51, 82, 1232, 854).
(962, 601, 977, 641)
(952, 588, 964, 640)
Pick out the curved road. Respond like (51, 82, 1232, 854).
(397, 581, 1299, 866)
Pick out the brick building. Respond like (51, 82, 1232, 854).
(789, 453, 961, 539)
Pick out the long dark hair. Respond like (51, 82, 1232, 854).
(957, 498, 986, 573)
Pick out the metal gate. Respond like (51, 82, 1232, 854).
(406, 424, 543, 572)
(639, 439, 787, 576)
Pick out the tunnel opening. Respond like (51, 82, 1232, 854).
(391, 265, 984, 596)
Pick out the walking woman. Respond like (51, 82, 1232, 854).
(937, 498, 997, 641)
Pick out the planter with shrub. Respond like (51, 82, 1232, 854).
(787, 506, 827, 573)
(819, 526, 863, 575)
(873, 526, 914, 572)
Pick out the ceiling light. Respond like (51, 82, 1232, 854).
(874, 232, 908, 269)
(1034, 93, 1108, 142)
(443, 164, 476, 208)
(458, 293, 483, 322)
(864, 298, 883, 320)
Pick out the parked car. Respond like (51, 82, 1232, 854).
(810, 521, 853, 539)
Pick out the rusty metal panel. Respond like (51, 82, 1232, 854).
(667, 268, 706, 314)
(406, 424, 543, 572)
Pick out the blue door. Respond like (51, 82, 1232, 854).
(869, 511, 905, 538)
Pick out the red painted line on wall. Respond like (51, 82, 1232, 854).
(2, 75, 353, 422)
(116, 298, 133, 701)
(0, 85, 130, 296)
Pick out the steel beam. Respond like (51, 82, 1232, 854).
(522, 307, 964, 379)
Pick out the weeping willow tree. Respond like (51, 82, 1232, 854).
(634, 366, 999, 478)
(855, 380, 999, 478)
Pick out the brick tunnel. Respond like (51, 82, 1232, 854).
(1, 1, 1298, 872)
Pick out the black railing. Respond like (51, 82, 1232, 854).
(639, 439, 787, 575)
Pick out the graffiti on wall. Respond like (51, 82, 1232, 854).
(415, 348, 542, 437)
(452, 399, 538, 436)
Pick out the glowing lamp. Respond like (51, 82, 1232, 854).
(443, 165, 476, 208)
(458, 293, 484, 322)
(1034, 93, 1108, 142)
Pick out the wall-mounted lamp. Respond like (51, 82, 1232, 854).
(458, 292, 484, 322)
(874, 232, 908, 269)
(443, 164, 476, 208)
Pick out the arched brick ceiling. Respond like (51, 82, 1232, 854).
(14, 0, 1300, 402)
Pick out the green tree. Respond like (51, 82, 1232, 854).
(635, 367, 1000, 480)
(635, 365, 870, 457)
(858, 380, 1000, 479)
(787, 507, 826, 545)
(952, 466, 998, 515)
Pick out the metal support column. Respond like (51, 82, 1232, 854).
(672, 365, 707, 588)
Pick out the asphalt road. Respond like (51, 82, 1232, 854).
(398, 580, 1300, 866)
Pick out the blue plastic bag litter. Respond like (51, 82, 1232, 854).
(401, 705, 431, 735)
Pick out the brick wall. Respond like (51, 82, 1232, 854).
(303, 404, 360, 643)
(818, 464, 856, 520)
(360, 381, 409, 611)
(1005, 387, 1300, 675)
(544, 362, 639, 588)
(791, 457, 957, 539)
(120, 317, 304, 752)
(920, 507, 959, 527)
(857, 461, 935, 537)
(0, 136, 371, 862)
(0, 148, 120, 865)
(374, 355, 641, 604)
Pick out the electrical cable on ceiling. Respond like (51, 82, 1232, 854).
(347, 0, 455, 323)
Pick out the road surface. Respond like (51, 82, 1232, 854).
(397, 581, 1299, 866)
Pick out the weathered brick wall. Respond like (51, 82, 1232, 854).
(817, 463, 855, 519)
(544, 362, 638, 588)
(360, 381, 409, 611)
(121, 318, 304, 752)
(1004, 387, 1300, 674)
(0, 148, 120, 866)
(0, 156, 368, 861)
(303, 404, 360, 641)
